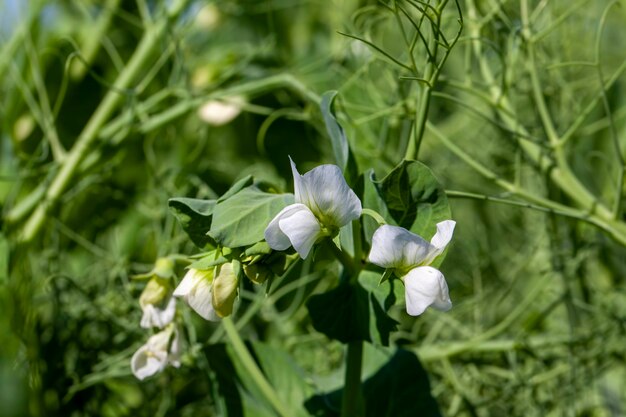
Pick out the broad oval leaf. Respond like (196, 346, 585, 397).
(307, 279, 398, 346)
(320, 90, 359, 185)
(304, 348, 442, 417)
(375, 160, 450, 238)
(168, 197, 217, 249)
(209, 186, 294, 248)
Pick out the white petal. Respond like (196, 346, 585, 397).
(131, 344, 167, 380)
(174, 269, 219, 321)
(173, 268, 200, 297)
(168, 328, 182, 368)
(140, 297, 176, 329)
(159, 297, 176, 326)
(403, 266, 452, 316)
(290, 158, 361, 227)
(264, 204, 304, 251)
(368, 225, 432, 270)
(426, 220, 456, 262)
(140, 304, 158, 329)
(278, 205, 322, 259)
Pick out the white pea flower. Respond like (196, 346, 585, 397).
(131, 325, 181, 380)
(136, 258, 176, 329)
(264, 158, 362, 259)
(173, 268, 220, 321)
(139, 277, 176, 329)
(368, 221, 456, 316)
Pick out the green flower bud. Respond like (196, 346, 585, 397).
(138, 276, 175, 329)
(133, 257, 176, 281)
(243, 263, 271, 284)
(139, 277, 170, 308)
(153, 257, 176, 279)
(212, 262, 239, 317)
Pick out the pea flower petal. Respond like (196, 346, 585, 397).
(404, 266, 452, 316)
(368, 225, 432, 270)
(426, 220, 456, 263)
(265, 203, 322, 256)
(368, 221, 456, 316)
(131, 325, 181, 380)
(265, 159, 361, 259)
(140, 296, 176, 329)
(174, 268, 220, 321)
(290, 158, 361, 227)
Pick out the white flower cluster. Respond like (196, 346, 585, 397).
(265, 159, 456, 316)
(131, 258, 180, 380)
(131, 259, 240, 380)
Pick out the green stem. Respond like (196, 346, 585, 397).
(466, 0, 615, 224)
(341, 340, 364, 417)
(17, 0, 190, 243)
(221, 317, 293, 417)
(326, 240, 357, 277)
(429, 121, 626, 245)
(361, 208, 387, 226)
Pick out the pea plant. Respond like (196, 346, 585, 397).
(3, 0, 626, 416)
(128, 1, 464, 415)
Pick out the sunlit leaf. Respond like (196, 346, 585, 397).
(168, 198, 217, 249)
(209, 186, 294, 248)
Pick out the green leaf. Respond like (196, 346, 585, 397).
(307, 282, 370, 344)
(362, 169, 392, 245)
(320, 91, 349, 170)
(374, 160, 451, 260)
(307, 279, 398, 346)
(209, 186, 294, 248)
(320, 90, 359, 185)
(304, 348, 442, 417)
(222, 342, 313, 417)
(252, 342, 314, 416)
(218, 175, 254, 202)
(168, 197, 217, 249)
(188, 250, 228, 270)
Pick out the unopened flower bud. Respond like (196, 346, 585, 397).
(139, 277, 175, 329)
(212, 262, 239, 317)
(243, 263, 271, 284)
(153, 257, 176, 279)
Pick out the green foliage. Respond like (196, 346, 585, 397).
(168, 198, 217, 249)
(374, 159, 451, 239)
(3, 0, 626, 416)
(306, 273, 401, 347)
(320, 91, 359, 185)
(305, 348, 441, 417)
(209, 186, 294, 248)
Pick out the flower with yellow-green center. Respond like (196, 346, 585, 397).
(368, 221, 456, 316)
(265, 158, 361, 259)
(137, 258, 176, 329)
(131, 324, 181, 380)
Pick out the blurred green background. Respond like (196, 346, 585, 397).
(1, 0, 626, 416)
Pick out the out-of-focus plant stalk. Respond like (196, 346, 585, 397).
(221, 316, 294, 417)
(404, 0, 463, 160)
(70, 0, 121, 81)
(0, 0, 45, 80)
(16, 0, 190, 244)
(456, 0, 626, 245)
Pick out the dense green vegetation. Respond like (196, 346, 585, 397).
(1, 1, 626, 416)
